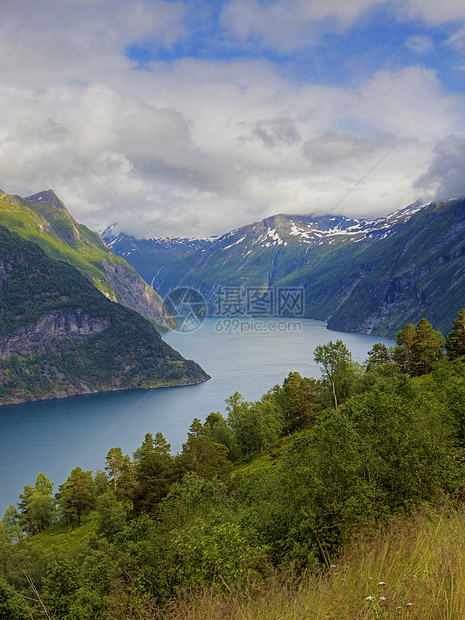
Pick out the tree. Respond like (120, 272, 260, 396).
(105, 447, 126, 492)
(275, 372, 324, 433)
(187, 418, 205, 439)
(133, 433, 154, 464)
(133, 433, 175, 513)
(366, 343, 393, 368)
(446, 309, 465, 360)
(94, 491, 128, 539)
(394, 319, 443, 377)
(226, 392, 284, 459)
(58, 467, 95, 527)
(205, 412, 239, 461)
(314, 340, 352, 409)
(412, 318, 444, 375)
(17, 473, 56, 535)
(94, 469, 110, 496)
(1, 506, 22, 542)
(180, 435, 232, 483)
(394, 323, 416, 375)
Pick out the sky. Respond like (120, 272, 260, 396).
(1, 0, 465, 238)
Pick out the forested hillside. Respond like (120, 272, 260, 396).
(2, 313, 465, 618)
(0, 226, 208, 405)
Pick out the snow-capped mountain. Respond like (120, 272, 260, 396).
(102, 198, 465, 338)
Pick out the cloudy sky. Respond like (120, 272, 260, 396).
(1, 0, 465, 238)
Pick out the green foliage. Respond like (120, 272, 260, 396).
(58, 468, 96, 527)
(17, 473, 56, 536)
(274, 371, 325, 432)
(168, 519, 262, 591)
(1, 506, 22, 543)
(158, 473, 231, 528)
(133, 433, 176, 514)
(225, 391, 284, 460)
(0, 576, 30, 619)
(94, 492, 129, 540)
(314, 340, 355, 408)
(4, 328, 465, 616)
(446, 308, 465, 360)
(395, 318, 444, 376)
(179, 435, 233, 483)
(366, 342, 393, 368)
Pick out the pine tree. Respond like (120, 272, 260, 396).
(58, 467, 95, 527)
(394, 323, 416, 375)
(446, 309, 465, 360)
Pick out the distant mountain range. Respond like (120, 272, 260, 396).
(103, 198, 465, 338)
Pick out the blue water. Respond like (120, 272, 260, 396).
(0, 318, 392, 515)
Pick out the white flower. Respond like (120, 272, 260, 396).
(365, 596, 375, 601)
(378, 581, 386, 586)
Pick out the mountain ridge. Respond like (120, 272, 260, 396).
(102, 197, 465, 338)
(0, 189, 175, 332)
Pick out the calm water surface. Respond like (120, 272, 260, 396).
(0, 318, 392, 514)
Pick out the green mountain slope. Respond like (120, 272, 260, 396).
(0, 226, 209, 405)
(0, 189, 175, 332)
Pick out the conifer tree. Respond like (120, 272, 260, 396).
(446, 309, 465, 360)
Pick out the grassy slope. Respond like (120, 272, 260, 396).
(0, 191, 119, 298)
(23, 445, 465, 619)
(164, 503, 465, 619)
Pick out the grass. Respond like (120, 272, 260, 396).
(158, 502, 465, 619)
(24, 517, 96, 557)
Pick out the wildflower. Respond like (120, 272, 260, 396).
(378, 581, 386, 586)
(365, 596, 375, 601)
(379, 596, 386, 601)
(406, 603, 415, 607)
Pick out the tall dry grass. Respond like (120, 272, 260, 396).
(156, 503, 465, 619)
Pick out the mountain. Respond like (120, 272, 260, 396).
(0, 226, 209, 405)
(102, 198, 465, 338)
(0, 190, 175, 332)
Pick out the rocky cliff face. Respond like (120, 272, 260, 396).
(103, 261, 176, 329)
(0, 309, 110, 359)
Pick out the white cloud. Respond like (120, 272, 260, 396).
(302, 132, 394, 166)
(0, 1, 186, 85)
(405, 34, 435, 55)
(394, 0, 465, 25)
(446, 26, 465, 53)
(414, 134, 465, 199)
(220, 0, 386, 51)
(0, 1, 464, 237)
